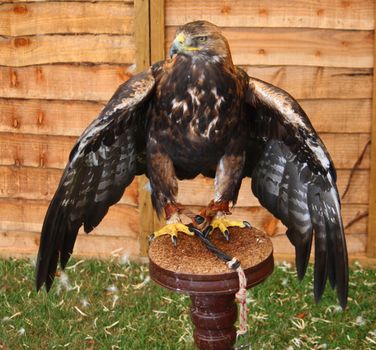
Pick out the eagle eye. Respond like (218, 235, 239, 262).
(196, 36, 208, 42)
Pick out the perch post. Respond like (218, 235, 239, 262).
(149, 227, 274, 350)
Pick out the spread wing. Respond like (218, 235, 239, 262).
(36, 70, 155, 291)
(244, 76, 348, 308)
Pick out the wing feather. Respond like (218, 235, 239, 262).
(307, 188, 328, 303)
(245, 75, 348, 308)
(36, 69, 156, 291)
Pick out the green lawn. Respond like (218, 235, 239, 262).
(0, 257, 375, 350)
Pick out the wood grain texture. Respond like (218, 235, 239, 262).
(135, 0, 166, 256)
(0, 199, 139, 237)
(0, 2, 134, 36)
(135, 0, 152, 256)
(138, 175, 159, 255)
(0, 64, 133, 101)
(0, 65, 371, 100)
(0, 231, 140, 259)
(0, 133, 77, 170)
(184, 205, 367, 237)
(0, 98, 370, 136)
(0, 34, 135, 67)
(0, 198, 367, 238)
(0, 163, 367, 208)
(321, 133, 370, 170)
(0, 99, 103, 137)
(150, 0, 165, 62)
(271, 232, 366, 256)
(233, 206, 368, 238)
(300, 99, 371, 133)
(166, 27, 374, 68)
(244, 66, 373, 100)
(367, 1, 376, 258)
(177, 169, 369, 207)
(134, 0, 150, 71)
(0, 230, 366, 261)
(8, 0, 133, 2)
(166, 0, 374, 30)
(0, 166, 138, 207)
(0, 133, 370, 170)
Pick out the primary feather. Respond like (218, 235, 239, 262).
(36, 71, 155, 290)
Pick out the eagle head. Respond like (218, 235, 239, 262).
(169, 20, 232, 63)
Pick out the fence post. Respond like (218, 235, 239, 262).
(135, 0, 165, 256)
(367, 5, 376, 258)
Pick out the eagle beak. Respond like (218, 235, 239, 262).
(169, 33, 185, 58)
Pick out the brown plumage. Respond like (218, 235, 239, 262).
(36, 21, 348, 309)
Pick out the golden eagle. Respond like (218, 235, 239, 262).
(36, 21, 348, 308)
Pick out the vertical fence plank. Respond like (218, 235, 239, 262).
(147, 0, 166, 253)
(134, 0, 150, 71)
(134, 0, 152, 256)
(367, 5, 376, 258)
(150, 0, 165, 63)
(135, 0, 165, 256)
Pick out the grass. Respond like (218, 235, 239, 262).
(0, 256, 375, 350)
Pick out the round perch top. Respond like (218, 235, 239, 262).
(148, 227, 274, 295)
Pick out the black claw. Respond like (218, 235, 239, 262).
(188, 226, 196, 233)
(223, 230, 230, 242)
(189, 226, 203, 236)
(171, 235, 177, 246)
(243, 221, 251, 228)
(194, 215, 205, 225)
(203, 225, 213, 237)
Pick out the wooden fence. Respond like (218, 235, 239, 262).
(0, 0, 375, 267)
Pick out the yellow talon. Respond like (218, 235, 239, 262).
(211, 217, 246, 230)
(153, 223, 194, 239)
(209, 216, 247, 240)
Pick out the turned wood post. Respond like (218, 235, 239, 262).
(149, 227, 274, 350)
(191, 293, 237, 350)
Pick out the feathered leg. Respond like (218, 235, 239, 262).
(147, 149, 193, 243)
(192, 151, 250, 239)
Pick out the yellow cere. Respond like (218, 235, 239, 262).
(176, 33, 185, 44)
(175, 33, 200, 51)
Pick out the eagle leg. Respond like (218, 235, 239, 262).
(194, 200, 251, 240)
(152, 203, 194, 245)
